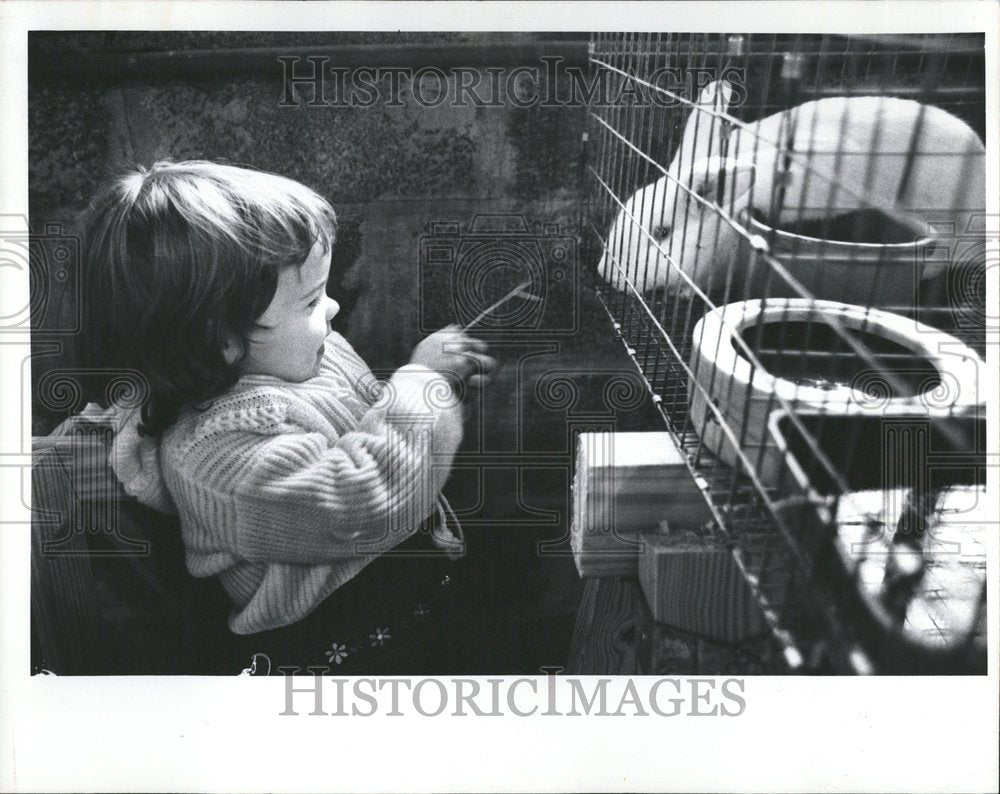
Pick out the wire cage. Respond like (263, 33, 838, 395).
(581, 32, 989, 673)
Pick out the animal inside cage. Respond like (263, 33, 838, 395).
(580, 33, 989, 673)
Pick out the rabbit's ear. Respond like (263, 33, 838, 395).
(676, 80, 734, 168)
(696, 79, 733, 114)
(690, 156, 757, 211)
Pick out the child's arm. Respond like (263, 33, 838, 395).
(216, 329, 490, 563)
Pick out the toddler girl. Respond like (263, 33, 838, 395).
(74, 160, 493, 672)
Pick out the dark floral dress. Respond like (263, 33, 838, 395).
(233, 527, 471, 676)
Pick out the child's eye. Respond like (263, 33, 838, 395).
(308, 296, 322, 308)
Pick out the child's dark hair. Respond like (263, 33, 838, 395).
(79, 160, 337, 436)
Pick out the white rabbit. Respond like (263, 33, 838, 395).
(598, 80, 986, 296)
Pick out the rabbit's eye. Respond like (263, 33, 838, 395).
(652, 225, 671, 241)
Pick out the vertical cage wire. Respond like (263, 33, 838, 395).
(583, 33, 988, 673)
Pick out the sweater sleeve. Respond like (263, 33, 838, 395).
(227, 364, 462, 564)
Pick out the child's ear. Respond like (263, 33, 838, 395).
(221, 330, 244, 366)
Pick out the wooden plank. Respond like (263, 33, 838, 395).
(638, 534, 766, 643)
(566, 577, 641, 675)
(572, 431, 713, 577)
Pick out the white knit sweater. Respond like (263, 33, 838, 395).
(104, 332, 464, 634)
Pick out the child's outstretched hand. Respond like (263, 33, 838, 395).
(410, 325, 496, 389)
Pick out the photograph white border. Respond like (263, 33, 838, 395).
(2, 2, 998, 791)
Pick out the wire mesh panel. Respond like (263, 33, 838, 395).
(582, 33, 989, 673)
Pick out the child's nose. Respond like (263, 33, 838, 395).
(325, 296, 340, 322)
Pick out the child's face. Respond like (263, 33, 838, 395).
(240, 239, 340, 382)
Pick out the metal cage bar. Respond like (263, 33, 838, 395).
(583, 32, 989, 673)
